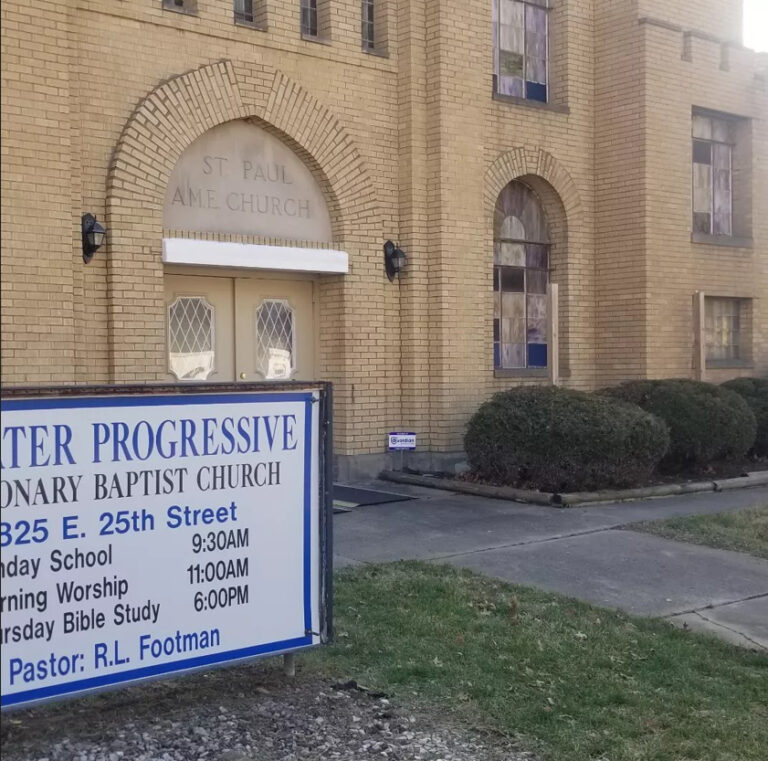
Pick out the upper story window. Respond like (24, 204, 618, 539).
(234, 0, 266, 27)
(162, 0, 197, 15)
(692, 114, 734, 237)
(362, 0, 375, 51)
(234, 0, 254, 23)
(301, 0, 318, 37)
(494, 181, 550, 370)
(492, 0, 549, 103)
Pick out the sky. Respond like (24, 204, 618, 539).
(743, 0, 768, 51)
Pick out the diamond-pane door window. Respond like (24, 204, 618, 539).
(167, 296, 216, 380)
(255, 300, 295, 380)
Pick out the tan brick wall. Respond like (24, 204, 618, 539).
(640, 19, 767, 381)
(1, 0, 766, 462)
(1, 0, 76, 385)
(639, 0, 743, 42)
(593, 0, 649, 384)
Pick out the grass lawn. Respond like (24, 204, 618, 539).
(308, 562, 768, 761)
(632, 504, 768, 560)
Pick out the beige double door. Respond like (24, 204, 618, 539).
(164, 272, 316, 383)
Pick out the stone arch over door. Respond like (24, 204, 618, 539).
(484, 148, 585, 383)
(106, 60, 379, 382)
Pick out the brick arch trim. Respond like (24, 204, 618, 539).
(104, 60, 380, 383)
(106, 60, 379, 242)
(484, 147, 581, 221)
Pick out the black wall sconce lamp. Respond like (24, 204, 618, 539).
(81, 213, 106, 264)
(384, 240, 407, 282)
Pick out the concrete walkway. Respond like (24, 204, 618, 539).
(334, 482, 768, 651)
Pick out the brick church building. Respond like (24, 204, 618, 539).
(2, 0, 766, 477)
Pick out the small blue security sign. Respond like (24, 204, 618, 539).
(388, 432, 416, 451)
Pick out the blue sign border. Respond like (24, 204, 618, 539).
(1, 391, 315, 708)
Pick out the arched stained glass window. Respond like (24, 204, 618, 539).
(493, 181, 550, 370)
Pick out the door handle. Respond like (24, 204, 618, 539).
(239, 372, 247, 380)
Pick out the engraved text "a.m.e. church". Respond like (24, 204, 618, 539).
(170, 155, 313, 219)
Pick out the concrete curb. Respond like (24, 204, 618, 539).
(379, 470, 768, 507)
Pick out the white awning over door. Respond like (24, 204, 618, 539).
(162, 238, 348, 274)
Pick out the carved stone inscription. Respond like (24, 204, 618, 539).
(164, 121, 333, 241)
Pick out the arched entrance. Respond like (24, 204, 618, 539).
(105, 61, 381, 392)
(161, 119, 340, 383)
(105, 61, 395, 463)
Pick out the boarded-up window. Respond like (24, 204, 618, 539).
(493, 182, 550, 369)
(493, 0, 548, 102)
(705, 297, 743, 362)
(692, 114, 733, 236)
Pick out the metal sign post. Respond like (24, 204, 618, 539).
(0, 382, 333, 711)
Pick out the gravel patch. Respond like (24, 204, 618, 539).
(1, 661, 536, 761)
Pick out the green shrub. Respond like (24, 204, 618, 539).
(721, 377, 768, 457)
(602, 379, 757, 469)
(464, 386, 669, 493)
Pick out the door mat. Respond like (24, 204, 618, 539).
(333, 485, 414, 513)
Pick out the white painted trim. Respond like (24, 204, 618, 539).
(162, 238, 348, 274)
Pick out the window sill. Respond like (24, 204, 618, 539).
(235, 19, 267, 32)
(162, 3, 197, 16)
(692, 233, 752, 249)
(362, 45, 389, 59)
(301, 33, 332, 46)
(492, 91, 569, 115)
(706, 359, 752, 370)
(494, 368, 549, 379)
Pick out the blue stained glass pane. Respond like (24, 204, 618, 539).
(528, 343, 547, 367)
(494, 343, 501, 368)
(526, 81, 547, 102)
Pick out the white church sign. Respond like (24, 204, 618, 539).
(0, 384, 333, 710)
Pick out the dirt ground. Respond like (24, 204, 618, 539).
(1, 660, 534, 761)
